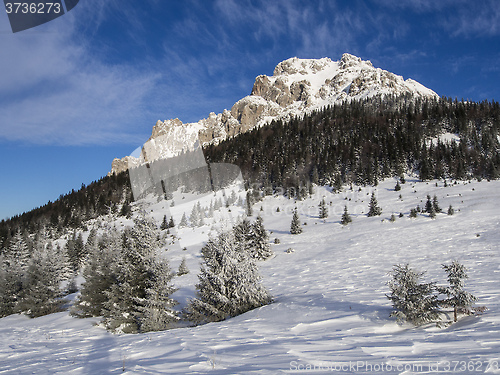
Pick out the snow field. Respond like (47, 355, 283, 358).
(1, 177, 500, 374)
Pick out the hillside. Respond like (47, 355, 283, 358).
(1, 177, 499, 374)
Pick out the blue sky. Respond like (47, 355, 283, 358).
(1, 0, 499, 220)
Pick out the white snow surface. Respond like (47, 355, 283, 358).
(2, 177, 500, 374)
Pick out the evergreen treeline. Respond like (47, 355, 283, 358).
(3, 96, 499, 250)
(0, 172, 132, 249)
(204, 96, 500, 191)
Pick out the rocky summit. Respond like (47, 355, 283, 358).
(110, 53, 437, 175)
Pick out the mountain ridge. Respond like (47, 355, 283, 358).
(110, 53, 438, 175)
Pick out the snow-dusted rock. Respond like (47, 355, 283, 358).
(110, 54, 438, 175)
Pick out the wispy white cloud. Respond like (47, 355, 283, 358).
(0, 1, 163, 146)
(446, 0, 500, 38)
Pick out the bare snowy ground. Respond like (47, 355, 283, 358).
(1, 177, 500, 374)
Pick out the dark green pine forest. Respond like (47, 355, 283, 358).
(1, 95, 500, 247)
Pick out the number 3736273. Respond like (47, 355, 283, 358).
(5, 3, 62, 14)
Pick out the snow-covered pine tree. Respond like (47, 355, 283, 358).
(5, 230, 30, 272)
(66, 232, 85, 272)
(318, 198, 328, 219)
(429, 204, 437, 219)
(136, 255, 178, 332)
(367, 192, 382, 217)
(71, 229, 122, 318)
(233, 218, 253, 252)
(250, 216, 273, 260)
(425, 195, 433, 213)
(179, 213, 188, 228)
(190, 204, 201, 227)
(432, 195, 442, 213)
(184, 231, 272, 325)
(387, 264, 440, 326)
(290, 208, 302, 234)
(341, 205, 352, 225)
(177, 257, 189, 276)
(100, 216, 178, 333)
(160, 215, 169, 230)
(447, 205, 454, 215)
(0, 255, 22, 317)
(168, 217, 175, 228)
(18, 246, 67, 318)
(0, 231, 30, 317)
(409, 208, 418, 218)
(208, 200, 215, 218)
(438, 260, 478, 322)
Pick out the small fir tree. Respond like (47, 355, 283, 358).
(177, 257, 189, 276)
(341, 205, 352, 225)
(394, 181, 401, 191)
(290, 208, 302, 234)
(190, 204, 201, 227)
(387, 264, 440, 326)
(409, 208, 418, 218)
(160, 215, 169, 230)
(447, 205, 454, 215)
(250, 216, 273, 260)
(425, 195, 433, 213)
(367, 192, 382, 217)
(438, 261, 478, 322)
(432, 195, 442, 213)
(179, 213, 188, 228)
(429, 205, 437, 219)
(184, 231, 272, 325)
(318, 198, 328, 219)
(168, 217, 175, 228)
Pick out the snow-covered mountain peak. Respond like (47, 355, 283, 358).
(110, 54, 438, 175)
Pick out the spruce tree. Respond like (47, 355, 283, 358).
(250, 216, 273, 260)
(425, 195, 433, 213)
(168, 217, 175, 228)
(179, 213, 188, 228)
(341, 205, 352, 225)
(184, 231, 272, 325)
(387, 264, 440, 326)
(190, 204, 201, 227)
(233, 218, 253, 252)
(177, 257, 189, 276)
(160, 215, 169, 230)
(72, 230, 122, 318)
(290, 208, 302, 234)
(98, 216, 178, 333)
(438, 261, 478, 322)
(409, 208, 418, 218)
(18, 247, 67, 318)
(367, 192, 382, 217)
(136, 256, 178, 332)
(318, 198, 328, 219)
(432, 195, 442, 213)
(447, 205, 454, 215)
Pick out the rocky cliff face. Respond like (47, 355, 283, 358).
(110, 53, 437, 175)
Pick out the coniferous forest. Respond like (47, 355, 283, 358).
(205, 96, 500, 190)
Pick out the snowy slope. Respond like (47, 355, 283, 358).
(110, 54, 438, 175)
(1, 177, 500, 374)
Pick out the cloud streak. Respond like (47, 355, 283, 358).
(0, 1, 163, 146)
